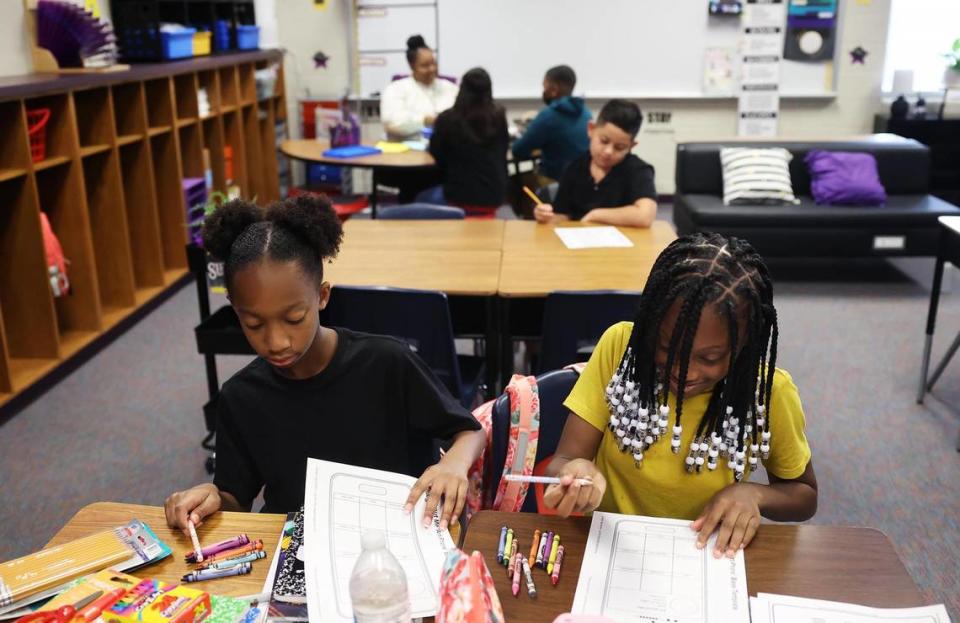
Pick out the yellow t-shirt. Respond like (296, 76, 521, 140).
(564, 321, 811, 520)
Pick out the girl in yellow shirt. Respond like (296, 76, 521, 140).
(543, 232, 817, 560)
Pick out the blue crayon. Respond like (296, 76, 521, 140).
(497, 526, 507, 564)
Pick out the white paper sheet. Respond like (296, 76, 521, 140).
(571, 512, 750, 623)
(750, 593, 952, 623)
(554, 226, 634, 249)
(303, 459, 455, 622)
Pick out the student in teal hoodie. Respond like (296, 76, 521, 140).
(511, 65, 591, 181)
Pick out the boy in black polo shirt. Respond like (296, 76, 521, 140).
(534, 99, 657, 227)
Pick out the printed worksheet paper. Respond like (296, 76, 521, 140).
(572, 512, 749, 623)
(750, 593, 951, 623)
(554, 226, 634, 249)
(302, 458, 454, 622)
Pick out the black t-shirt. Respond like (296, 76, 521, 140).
(212, 328, 481, 513)
(429, 109, 509, 207)
(554, 153, 657, 221)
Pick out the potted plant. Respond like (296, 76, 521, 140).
(944, 38, 960, 88)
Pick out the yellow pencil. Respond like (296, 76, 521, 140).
(522, 186, 543, 205)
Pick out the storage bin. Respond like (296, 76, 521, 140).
(236, 25, 260, 50)
(161, 28, 196, 60)
(193, 31, 211, 56)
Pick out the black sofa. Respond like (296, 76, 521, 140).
(672, 136, 960, 257)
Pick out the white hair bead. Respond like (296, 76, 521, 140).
(695, 456, 705, 466)
(639, 421, 648, 431)
(709, 449, 719, 458)
(671, 439, 681, 448)
(673, 425, 682, 435)
(757, 405, 766, 414)
(633, 452, 644, 462)
(620, 416, 629, 426)
(685, 456, 695, 466)
(719, 442, 728, 452)
(760, 443, 770, 453)
(749, 456, 758, 466)
(735, 463, 745, 473)
(736, 450, 745, 459)
(707, 462, 717, 470)
(762, 431, 771, 441)
(756, 417, 765, 427)
(616, 429, 625, 438)
(660, 405, 670, 416)
(639, 407, 649, 417)
(750, 444, 759, 453)
(645, 435, 654, 445)
(698, 442, 708, 452)
(726, 406, 733, 414)
(690, 441, 699, 451)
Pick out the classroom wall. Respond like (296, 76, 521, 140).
(0, 2, 38, 78)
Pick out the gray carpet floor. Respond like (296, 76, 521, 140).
(1, 223, 958, 619)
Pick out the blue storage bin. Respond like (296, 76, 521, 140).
(214, 20, 232, 51)
(161, 28, 196, 59)
(236, 25, 260, 50)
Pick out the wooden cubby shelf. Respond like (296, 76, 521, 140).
(0, 50, 285, 409)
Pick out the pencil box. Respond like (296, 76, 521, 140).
(321, 145, 382, 158)
(104, 579, 211, 623)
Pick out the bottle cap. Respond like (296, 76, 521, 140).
(361, 530, 386, 550)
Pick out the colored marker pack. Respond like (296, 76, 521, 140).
(103, 578, 211, 623)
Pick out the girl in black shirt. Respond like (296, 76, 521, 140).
(429, 67, 509, 218)
(164, 195, 484, 532)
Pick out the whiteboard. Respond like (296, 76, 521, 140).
(432, 0, 835, 98)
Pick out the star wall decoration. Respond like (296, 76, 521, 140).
(313, 51, 330, 68)
(850, 46, 868, 64)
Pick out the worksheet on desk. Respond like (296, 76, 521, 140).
(554, 226, 634, 249)
(302, 458, 455, 622)
(572, 512, 750, 623)
(750, 593, 952, 623)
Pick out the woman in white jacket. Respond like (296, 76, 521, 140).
(380, 35, 459, 141)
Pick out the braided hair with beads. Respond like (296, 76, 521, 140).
(605, 232, 777, 480)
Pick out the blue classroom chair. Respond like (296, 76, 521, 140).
(537, 290, 642, 374)
(378, 203, 465, 220)
(321, 285, 485, 408)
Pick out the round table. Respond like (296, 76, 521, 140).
(281, 139, 437, 218)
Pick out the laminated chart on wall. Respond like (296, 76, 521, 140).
(572, 512, 750, 623)
(302, 458, 455, 622)
(356, 2, 438, 96)
(738, 0, 786, 137)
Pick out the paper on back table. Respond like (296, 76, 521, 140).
(750, 593, 951, 623)
(554, 226, 634, 249)
(303, 458, 455, 622)
(572, 512, 750, 623)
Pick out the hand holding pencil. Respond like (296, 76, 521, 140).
(541, 458, 606, 518)
(524, 186, 556, 224)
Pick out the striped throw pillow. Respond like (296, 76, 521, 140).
(720, 147, 799, 205)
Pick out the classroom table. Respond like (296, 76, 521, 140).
(341, 219, 506, 251)
(281, 139, 437, 218)
(461, 510, 927, 622)
(45, 504, 929, 622)
(919, 217, 960, 402)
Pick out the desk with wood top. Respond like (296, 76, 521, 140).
(342, 219, 505, 252)
(462, 510, 927, 622)
(282, 139, 436, 218)
(46, 504, 927, 622)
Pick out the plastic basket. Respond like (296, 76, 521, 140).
(236, 25, 260, 50)
(161, 28, 196, 59)
(27, 108, 51, 163)
(193, 31, 212, 56)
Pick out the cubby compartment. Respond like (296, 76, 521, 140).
(202, 117, 226, 192)
(0, 101, 31, 182)
(25, 94, 77, 171)
(119, 140, 165, 289)
(178, 122, 206, 179)
(82, 150, 137, 313)
(222, 110, 248, 195)
(198, 70, 220, 118)
(145, 78, 174, 131)
(35, 163, 102, 341)
(241, 104, 263, 201)
(218, 66, 238, 110)
(238, 63, 256, 105)
(0, 176, 59, 372)
(150, 131, 187, 270)
(258, 100, 279, 202)
(174, 73, 200, 123)
(0, 302, 12, 393)
(73, 88, 114, 156)
(112, 82, 148, 145)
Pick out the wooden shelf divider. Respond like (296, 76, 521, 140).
(0, 50, 285, 408)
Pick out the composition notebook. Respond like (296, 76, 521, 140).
(0, 519, 170, 615)
(266, 510, 307, 621)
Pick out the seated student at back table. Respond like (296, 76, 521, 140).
(511, 65, 591, 182)
(534, 99, 657, 228)
(164, 195, 484, 532)
(428, 67, 509, 218)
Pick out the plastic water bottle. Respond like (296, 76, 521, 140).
(349, 531, 411, 623)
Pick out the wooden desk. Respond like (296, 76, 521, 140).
(462, 511, 927, 622)
(327, 247, 501, 297)
(342, 220, 505, 252)
(45, 502, 285, 597)
(281, 139, 436, 218)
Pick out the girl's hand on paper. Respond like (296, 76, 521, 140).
(542, 459, 606, 518)
(164, 483, 222, 536)
(691, 483, 762, 558)
(404, 461, 468, 531)
(534, 203, 556, 223)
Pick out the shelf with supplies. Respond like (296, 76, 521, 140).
(0, 49, 286, 410)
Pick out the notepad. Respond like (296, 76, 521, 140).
(374, 141, 411, 154)
(554, 226, 634, 249)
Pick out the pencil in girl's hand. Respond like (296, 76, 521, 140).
(522, 186, 544, 205)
